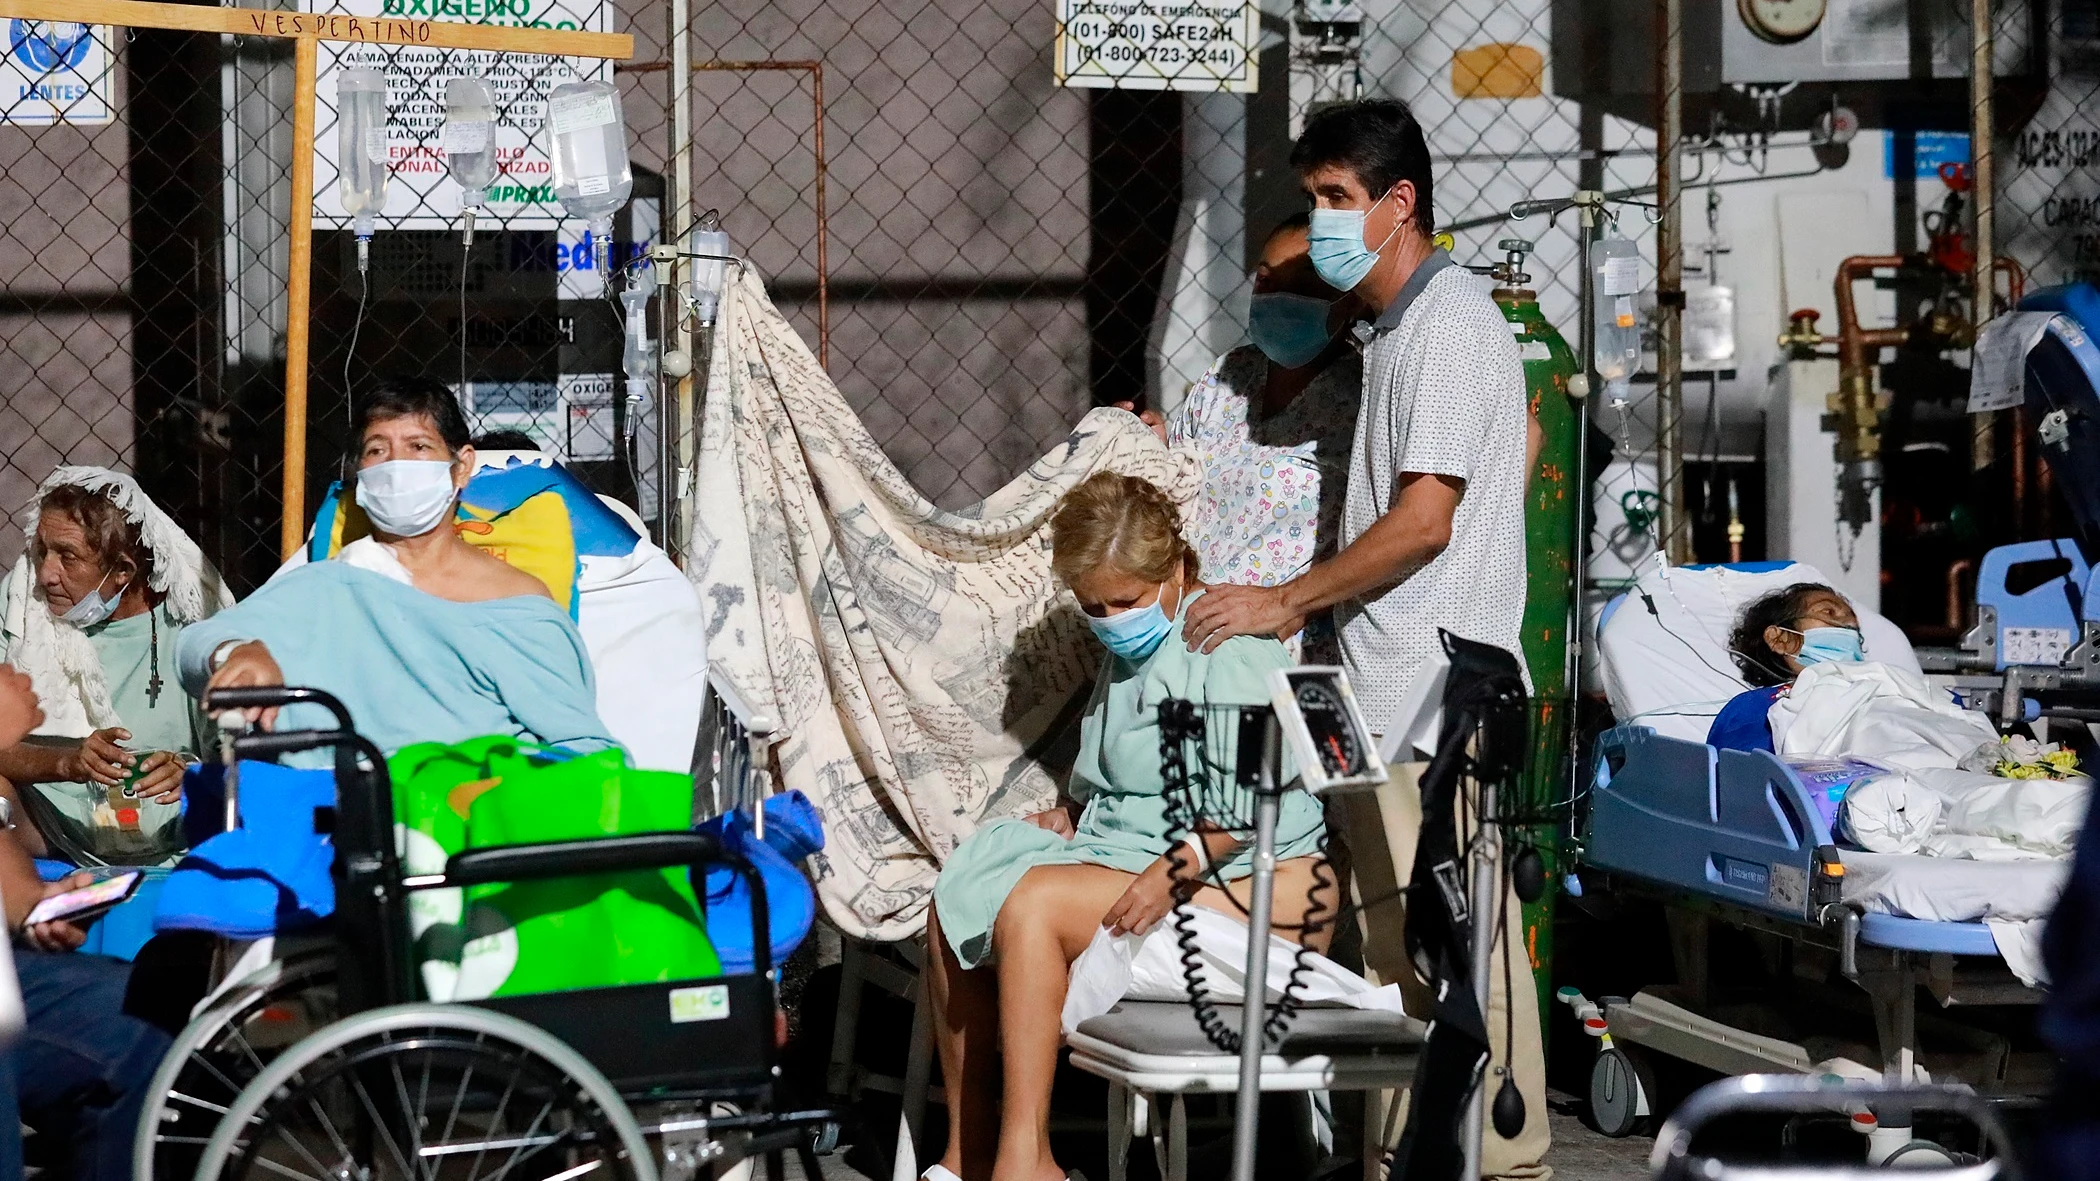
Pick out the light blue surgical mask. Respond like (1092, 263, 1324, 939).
(1789, 626, 1864, 666)
(1248, 292, 1339, 369)
(1088, 583, 1176, 662)
(1307, 188, 1401, 292)
(57, 574, 120, 628)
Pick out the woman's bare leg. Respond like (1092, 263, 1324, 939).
(938, 855, 1339, 1181)
(985, 864, 1163, 1181)
(926, 903, 1000, 1180)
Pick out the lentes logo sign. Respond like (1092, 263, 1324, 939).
(2, 19, 111, 124)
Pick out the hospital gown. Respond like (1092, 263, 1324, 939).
(176, 562, 614, 756)
(0, 588, 208, 865)
(932, 595, 1324, 969)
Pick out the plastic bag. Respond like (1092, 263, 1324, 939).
(1059, 906, 1407, 1036)
(391, 736, 720, 1000)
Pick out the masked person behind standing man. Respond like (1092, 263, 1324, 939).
(1165, 213, 1364, 662)
(0, 468, 232, 866)
(178, 378, 615, 755)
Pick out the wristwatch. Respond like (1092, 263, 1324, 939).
(208, 638, 248, 672)
(0, 795, 16, 830)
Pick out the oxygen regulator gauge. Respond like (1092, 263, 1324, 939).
(1267, 666, 1388, 796)
(1738, 0, 1825, 43)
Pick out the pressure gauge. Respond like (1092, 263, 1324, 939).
(1267, 666, 1388, 796)
(1738, 0, 1825, 43)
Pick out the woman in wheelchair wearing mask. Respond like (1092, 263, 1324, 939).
(0, 468, 231, 865)
(178, 378, 613, 753)
(921, 472, 1332, 1181)
(1709, 582, 1865, 754)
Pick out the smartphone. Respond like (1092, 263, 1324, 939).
(24, 870, 143, 927)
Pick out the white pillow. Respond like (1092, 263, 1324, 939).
(1597, 562, 1919, 743)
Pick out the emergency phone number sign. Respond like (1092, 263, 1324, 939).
(1054, 0, 1256, 93)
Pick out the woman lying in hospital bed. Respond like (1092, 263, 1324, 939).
(1703, 580, 2088, 863)
(177, 379, 615, 754)
(1598, 563, 2083, 983)
(922, 472, 1331, 1181)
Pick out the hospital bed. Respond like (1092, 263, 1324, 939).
(1569, 285, 2100, 1127)
(1569, 558, 2059, 1130)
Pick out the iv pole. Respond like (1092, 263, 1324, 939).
(1228, 716, 1283, 1181)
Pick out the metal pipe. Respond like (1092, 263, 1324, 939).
(1229, 718, 1283, 1181)
(2013, 406, 2029, 536)
(666, 0, 693, 560)
(1947, 558, 1974, 631)
(690, 59, 830, 369)
(1970, 0, 1994, 329)
(1563, 192, 1600, 838)
(1831, 254, 1907, 530)
(1654, 0, 1688, 565)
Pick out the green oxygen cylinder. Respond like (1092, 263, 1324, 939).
(1491, 238, 1580, 1038)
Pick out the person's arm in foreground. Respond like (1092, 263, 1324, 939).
(1182, 472, 1462, 652)
(0, 667, 100, 951)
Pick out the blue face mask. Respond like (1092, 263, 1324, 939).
(1790, 626, 1864, 666)
(1307, 188, 1400, 292)
(57, 575, 120, 628)
(1088, 583, 1176, 662)
(1248, 292, 1339, 369)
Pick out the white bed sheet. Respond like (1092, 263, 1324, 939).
(1840, 850, 2070, 924)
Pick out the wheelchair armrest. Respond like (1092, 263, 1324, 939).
(437, 831, 729, 888)
(206, 685, 356, 730)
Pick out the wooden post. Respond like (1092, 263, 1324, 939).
(283, 36, 318, 560)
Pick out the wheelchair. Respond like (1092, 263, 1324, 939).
(133, 684, 833, 1181)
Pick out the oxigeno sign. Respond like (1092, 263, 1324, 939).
(377, 0, 584, 27)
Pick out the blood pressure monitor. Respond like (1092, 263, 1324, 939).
(1266, 666, 1388, 795)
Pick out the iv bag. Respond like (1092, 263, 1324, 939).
(546, 79, 632, 231)
(1590, 236, 1642, 398)
(689, 226, 730, 325)
(443, 76, 499, 209)
(621, 285, 655, 385)
(336, 67, 390, 238)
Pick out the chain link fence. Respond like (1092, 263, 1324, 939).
(2, 1, 2095, 580)
(1999, 1, 2099, 290)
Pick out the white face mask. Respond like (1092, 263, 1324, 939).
(355, 459, 459, 538)
(56, 572, 121, 628)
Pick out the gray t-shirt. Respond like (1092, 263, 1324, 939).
(1338, 254, 1530, 728)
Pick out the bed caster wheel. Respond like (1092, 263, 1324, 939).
(1880, 1141, 1960, 1168)
(1586, 1044, 1656, 1138)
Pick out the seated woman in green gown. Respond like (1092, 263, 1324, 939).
(923, 472, 1331, 1181)
(178, 379, 613, 755)
(0, 468, 231, 865)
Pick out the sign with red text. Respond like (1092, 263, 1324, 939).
(305, 0, 610, 229)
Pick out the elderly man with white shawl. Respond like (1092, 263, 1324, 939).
(0, 467, 232, 866)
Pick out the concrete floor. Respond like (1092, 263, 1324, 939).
(788, 1090, 1658, 1181)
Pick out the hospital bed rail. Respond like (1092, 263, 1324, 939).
(1570, 724, 2048, 1131)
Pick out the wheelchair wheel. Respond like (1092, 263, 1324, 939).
(192, 1002, 657, 1181)
(132, 947, 337, 1181)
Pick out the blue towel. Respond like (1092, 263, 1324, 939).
(155, 761, 336, 940)
(698, 792, 824, 974)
